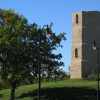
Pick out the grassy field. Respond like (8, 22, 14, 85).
(0, 80, 98, 100)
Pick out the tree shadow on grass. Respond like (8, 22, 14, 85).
(17, 87, 97, 100)
(0, 94, 3, 99)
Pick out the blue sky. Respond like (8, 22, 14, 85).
(0, 0, 100, 72)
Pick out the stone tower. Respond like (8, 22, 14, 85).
(70, 11, 100, 79)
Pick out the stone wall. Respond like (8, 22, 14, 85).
(70, 11, 100, 79)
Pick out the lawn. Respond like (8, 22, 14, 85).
(0, 80, 98, 100)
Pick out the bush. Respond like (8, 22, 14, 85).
(0, 80, 10, 89)
(87, 74, 97, 80)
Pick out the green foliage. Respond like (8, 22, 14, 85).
(0, 9, 66, 100)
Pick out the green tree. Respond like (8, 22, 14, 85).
(24, 23, 66, 81)
(0, 9, 66, 100)
(0, 9, 29, 100)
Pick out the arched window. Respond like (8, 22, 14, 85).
(92, 40, 96, 50)
(75, 48, 78, 58)
(76, 14, 78, 24)
(93, 40, 96, 47)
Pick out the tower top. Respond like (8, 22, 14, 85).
(73, 11, 100, 14)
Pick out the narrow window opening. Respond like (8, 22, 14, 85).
(93, 40, 96, 50)
(76, 14, 78, 24)
(93, 40, 96, 47)
(75, 48, 78, 58)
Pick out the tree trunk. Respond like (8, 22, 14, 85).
(10, 81, 16, 100)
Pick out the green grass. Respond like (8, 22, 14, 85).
(0, 80, 98, 100)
